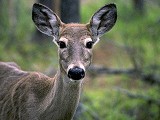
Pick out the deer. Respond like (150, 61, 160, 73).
(0, 3, 117, 120)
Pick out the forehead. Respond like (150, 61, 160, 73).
(60, 24, 91, 40)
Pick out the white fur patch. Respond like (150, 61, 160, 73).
(52, 37, 68, 46)
(94, 38, 100, 45)
(79, 63, 85, 72)
(84, 37, 100, 46)
(59, 37, 68, 42)
(67, 64, 75, 74)
(52, 36, 58, 46)
(84, 38, 92, 46)
(67, 63, 85, 74)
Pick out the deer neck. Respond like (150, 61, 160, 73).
(41, 66, 82, 119)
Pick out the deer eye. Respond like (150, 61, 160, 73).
(86, 41, 93, 49)
(58, 41, 67, 48)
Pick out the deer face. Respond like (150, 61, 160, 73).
(32, 3, 117, 81)
(58, 24, 93, 80)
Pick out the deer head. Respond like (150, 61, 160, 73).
(32, 3, 117, 81)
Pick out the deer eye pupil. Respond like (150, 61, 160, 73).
(58, 41, 66, 48)
(86, 42, 93, 49)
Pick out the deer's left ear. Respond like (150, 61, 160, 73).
(89, 4, 117, 39)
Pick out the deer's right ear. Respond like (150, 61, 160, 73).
(32, 3, 63, 39)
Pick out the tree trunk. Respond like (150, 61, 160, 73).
(133, 0, 145, 15)
(0, 0, 18, 44)
(38, 0, 53, 9)
(60, 0, 80, 23)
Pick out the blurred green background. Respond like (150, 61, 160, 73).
(0, 0, 160, 119)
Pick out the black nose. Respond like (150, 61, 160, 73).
(68, 67, 85, 80)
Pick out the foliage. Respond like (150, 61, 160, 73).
(0, 0, 160, 119)
(0, 0, 58, 71)
(80, 0, 160, 119)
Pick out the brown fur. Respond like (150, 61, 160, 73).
(0, 3, 117, 120)
(0, 62, 82, 120)
(0, 24, 90, 120)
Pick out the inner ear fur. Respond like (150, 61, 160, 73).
(89, 3, 117, 38)
(32, 3, 63, 39)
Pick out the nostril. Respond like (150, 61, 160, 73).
(68, 67, 85, 80)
